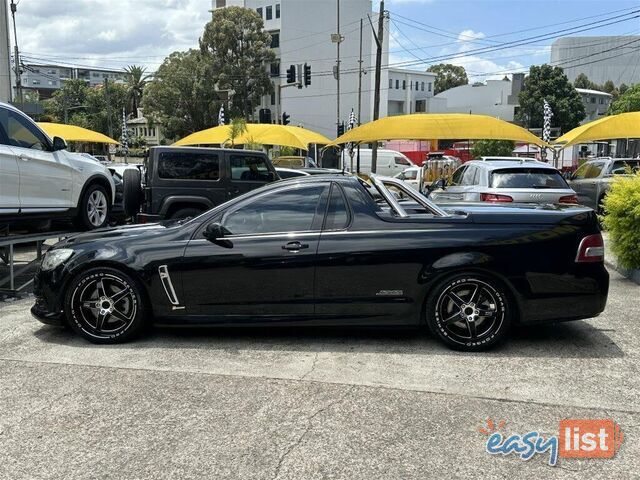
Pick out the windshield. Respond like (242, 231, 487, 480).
(573, 162, 605, 180)
(490, 168, 568, 189)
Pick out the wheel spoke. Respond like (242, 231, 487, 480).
(466, 319, 477, 339)
(477, 308, 496, 317)
(82, 301, 97, 309)
(468, 283, 481, 304)
(447, 292, 465, 308)
(110, 287, 130, 303)
(96, 280, 107, 298)
(443, 311, 462, 325)
(96, 311, 108, 330)
(110, 307, 132, 323)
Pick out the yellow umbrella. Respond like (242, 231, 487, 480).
(174, 124, 331, 149)
(37, 122, 119, 144)
(328, 113, 547, 147)
(554, 112, 640, 148)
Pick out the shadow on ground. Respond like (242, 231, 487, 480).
(32, 318, 623, 360)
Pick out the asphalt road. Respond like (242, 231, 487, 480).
(0, 270, 638, 479)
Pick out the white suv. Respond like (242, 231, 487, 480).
(0, 102, 115, 230)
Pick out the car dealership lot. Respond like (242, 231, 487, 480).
(0, 270, 639, 479)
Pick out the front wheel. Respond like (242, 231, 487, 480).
(64, 267, 147, 344)
(77, 184, 110, 230)
(425, 273, 511, 351)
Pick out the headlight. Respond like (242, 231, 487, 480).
(41, 249, 74, 271)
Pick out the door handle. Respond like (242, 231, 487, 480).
(282, 241, 309, 251)
(19, 154, 29, 162)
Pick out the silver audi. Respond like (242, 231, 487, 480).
(429, 160, 578, 205)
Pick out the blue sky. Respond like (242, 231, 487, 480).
(385, 0, 640, 79)
(13, 0, 640, 78)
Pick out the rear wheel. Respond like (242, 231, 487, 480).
(169, 207, 202, 220)
(122, 169, 142, 218)
(425, 273, 511, 351)
(65, 267, 147, 344)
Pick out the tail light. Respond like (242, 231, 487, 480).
(575, 234, 604, 263)
(559, 194, 579, 204)
(480, 193, 513, 203)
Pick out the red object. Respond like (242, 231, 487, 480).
(575, 234, 605, 263)
(480, 193, 513, 203)
(559, 194, 579, 204)
(403, 151, 427, 166)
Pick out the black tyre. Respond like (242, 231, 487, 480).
(122, 169, 142, 217)
(425, 273, 511, 351)
(76, 184, 110, 230)
(169, 207, 202, 220)
(64, 267, 147, 344)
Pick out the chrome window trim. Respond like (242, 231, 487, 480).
(370, 174, 449, 218)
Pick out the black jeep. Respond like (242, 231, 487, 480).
(123, 146, 279, 222)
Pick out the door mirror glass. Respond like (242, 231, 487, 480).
(52, 136, 67, 151)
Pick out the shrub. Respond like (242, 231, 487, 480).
(602, 171, 640, 269)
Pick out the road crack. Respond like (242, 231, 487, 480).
(299, 352, 319, 380)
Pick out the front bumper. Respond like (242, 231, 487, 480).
(31, 302, 65, 326)
(32, 267, 66, 327)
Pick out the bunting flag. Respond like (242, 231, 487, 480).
(347, 108, 357, 162)
(218, 105, 225, 126)
(121, 108, 129, 156)
(543, 99, 553, 144)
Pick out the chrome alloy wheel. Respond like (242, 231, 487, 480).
(70, 273, 137, 337)
(87, 190, 108, 227)
(434, 278, 505, 346)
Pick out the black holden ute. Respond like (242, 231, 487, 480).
(32, 174, 608, 351)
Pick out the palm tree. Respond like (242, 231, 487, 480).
(124, 65, 149, 114)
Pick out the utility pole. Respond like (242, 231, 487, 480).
(357, 18, 363, 173)
(104, 78, 113, 140)
(336, 0, 341, 139)
(9, 0, 22, 105)
(371, 1, 384, 173)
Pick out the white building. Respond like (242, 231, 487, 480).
(212, 0, 432, 139)
(575, 88, 612, 124)
(128, 108, 164, 147)
(0, 0, 12, 103)
(429, 74, 525, 122)
(387, 68, 436, 115)
(551, 36, 640, 86)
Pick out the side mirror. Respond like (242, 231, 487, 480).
(203, 222, 229, 241)
(52, 136, 67, 151)
(269, 171, 278, 182)
(428, 178, 447, 192)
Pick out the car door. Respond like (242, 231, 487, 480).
(570, 161, 604, 209)
(181, 182, 330, 319)
(0, 124, 20, 214)
(226, 152, 275, 200)
(0, 108, 73, 209)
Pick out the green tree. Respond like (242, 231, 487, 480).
(85, 82, 129, 139)
(200, 6, 275, 119)
(619, 83, 629, 95)
(44, 79, 90, 123)
(471, 139, 515, 158)
(602, 80, 616, 94)
(227, 117, 247, 147)
(143, 49, 222, 140)
(609, 84, 640, 115)
(516, 65, 586, 133)
(124, 65, 150, 114)
(574, 73, 592, 89)
(426, 63, 468, 94)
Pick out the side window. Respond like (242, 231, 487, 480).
(230, 154, 271, 181)
(324, 184, 349, 231)
(157, 152, 220, 180)
(0, 109, 50, 151)
(461, 166, 478, 186)
(222, 185, 326, 235)
(394, 156, 411, 166)
(450, 165, 467, 186)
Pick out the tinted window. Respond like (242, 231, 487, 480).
(276, 4, 280, 18)
(230, 154, 271, 181)
(573, 162, 605, 180)
(610, 160, 640, 175)
(223, 185, 326, 235)
(157, 152, 219, 180)
(450, 165, 467, 186)
(491, 168, 568, 188)
(394, 156, 411, 166)
(0, 108, 50, 151)
(324, 185, 349, 230)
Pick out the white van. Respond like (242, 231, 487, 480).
(342, 148, 415, 177)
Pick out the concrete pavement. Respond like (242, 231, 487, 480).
(0, 270, 639, 479)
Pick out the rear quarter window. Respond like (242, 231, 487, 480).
(490, 168, 568, 188)
(157, 152, 220, 180)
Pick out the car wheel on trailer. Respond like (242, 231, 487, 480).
(76, 184, 110, 230)
(425, 273, 511, 351)
(65, 267, 147, 344)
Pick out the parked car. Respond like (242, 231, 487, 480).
(272, 156, 318, 168)
(478, 156, 539, 162)
(429, 160, 578, 205)
(394, 166, 420, 189)
(0, 102, 116, 230)
(567, 158, 640, 212)
(342, 148, 415, 177)
(275, 167, 309, 179)
(32, 174, 608, 351)
(126, 146, 279, 222)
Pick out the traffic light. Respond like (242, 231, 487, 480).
(337, 121, 345, 136)
(304, 63, 311, 87)
(282, 112, 290, 125)
(286, 65, 296, 84)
